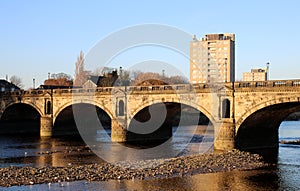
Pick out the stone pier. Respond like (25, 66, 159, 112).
(111, 118, 127, 142)
(40, 116, 53, 137)
(214, 119, 235, 150)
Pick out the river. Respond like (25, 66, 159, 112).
(0, 121, 300, 190)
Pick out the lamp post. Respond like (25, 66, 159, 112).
(33, 78, 35, 89)
(266, 62, 270, 80)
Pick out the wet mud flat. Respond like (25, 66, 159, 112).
(0, 149, 267, 187)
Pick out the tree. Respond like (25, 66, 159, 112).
(74, 51, 89, 86)
(44, 72, 73, 86)
(51, 72, 73, 81)
(131, 70, 142, 80)
(116, 67, 131, 86)
(130, 72, 188, 86)
(10, 75, 24, 88)
(130, 72, 162, 86)
(166, 75, 189, 84)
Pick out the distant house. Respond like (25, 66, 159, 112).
(82, 80, 97, 89)
(136, 79, 168, 86)
(43, 77, 73, 87)
(243, 68, 268, 81)
(0, 79, 21, 92)
(83, 71, 119, 88)
(40, 76, 76, 90)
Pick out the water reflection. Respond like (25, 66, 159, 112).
(2, 121, 300, 190)
(0, 125, 213, 168)
(5, 168, 282, 191)
(0, 135, 104, 168)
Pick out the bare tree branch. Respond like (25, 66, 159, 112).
(10, 75, 24, 88)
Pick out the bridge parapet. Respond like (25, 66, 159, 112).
(2, 79, 300, 96)
(53, 87, 113, 95)
(233, 79, 300, 89)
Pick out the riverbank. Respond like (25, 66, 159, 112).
(0, 149, 268, 187)
(280, 140, 300, 145)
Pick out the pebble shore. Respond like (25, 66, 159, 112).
(0, 149, 267, 187)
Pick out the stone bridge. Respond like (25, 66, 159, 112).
(1, 79, 300, 151)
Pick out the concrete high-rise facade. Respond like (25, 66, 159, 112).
(190, 33, 235, 83)
(243, 68, 267, 81)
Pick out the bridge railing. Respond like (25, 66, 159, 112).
(0, 89, 46, 96)
(234, 79, 300, 88)
(2, 79, 300, 96)
(53, 87, 114, 94)
(127, 84, 190, 93)
(126, 83, 212, 93)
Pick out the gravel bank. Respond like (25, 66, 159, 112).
(0, 149, 267, 187)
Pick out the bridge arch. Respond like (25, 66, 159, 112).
(235, 98, 300, 149)
(53, 99, 114, 123)
(0, 102, 41, 134)
(2, 101, 43, 118)
(236, 97, 300, 131)
(127, 100, 214, 144)
(53, 101, 113, 136)
(130, 99, 216, 125)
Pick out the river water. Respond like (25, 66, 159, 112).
(1, 121, 300, 190)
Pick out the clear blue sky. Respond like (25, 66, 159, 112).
(1, 0, 300, 88)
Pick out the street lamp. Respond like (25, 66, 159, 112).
(266, 62, 270, 80)
(33, 78, 35, 89)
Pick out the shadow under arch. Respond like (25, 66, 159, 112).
(0, 103, 41, 135)
(53, 99, 114, 121)
(130, 99, 216, 126)
(235, 102, 300, 151)
(53, 103, 111, 138)
(126, 102, 214, 148)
